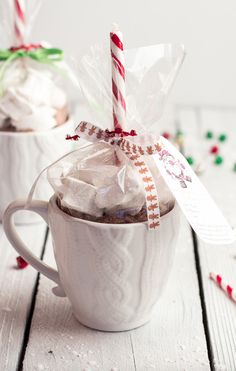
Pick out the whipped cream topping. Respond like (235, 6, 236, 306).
(0, 60, 67, 131)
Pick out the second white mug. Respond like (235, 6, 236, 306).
(0, 119, 73, 223)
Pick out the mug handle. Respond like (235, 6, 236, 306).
(3, 199, 61, 286)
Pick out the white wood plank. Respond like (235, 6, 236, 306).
(0, 221, 47, 371)
(23, 218, 210, 370)
(180, 107, 236, 370)
(177, 107, 205, 166)
(130, 217, 210, 370)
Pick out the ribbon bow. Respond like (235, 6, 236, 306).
(74, 122, 167, 230)
(73, 122, 193, 229)
(0, 44, 64, 91)
(0, 44, 63, 63)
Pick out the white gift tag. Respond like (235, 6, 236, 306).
(153, 137, 235, 244)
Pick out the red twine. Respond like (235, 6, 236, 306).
(66, 134, 80, 141)
(9, 44, 42, 52)
(16, 256, 28, 269)
(105, 127, 137, 137)
(66, 128, 137, 141)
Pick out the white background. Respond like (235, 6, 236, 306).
(31, 0, 236, 107)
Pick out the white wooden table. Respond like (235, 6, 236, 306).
(1, 106, 236, 371)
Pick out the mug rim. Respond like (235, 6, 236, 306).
(0, 117, 73, 137)
(50, 194, 177, 229)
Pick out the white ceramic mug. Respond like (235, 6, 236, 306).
(0, 119, 73, 223)
(3, 195, 180, 332)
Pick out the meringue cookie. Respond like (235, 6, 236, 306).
(0, 89, 33, 121)
(50, 85, 67, 109)
(15, 68, 66, 108)
(49, 142, 146, 218)
(1, 60, 25, 90)
(60, 177, 103, 217)
(0, 61, 68, 131)
(12, 106, 57, 131)
(95, 164, 145, 214)
(78, 165, 118, 187)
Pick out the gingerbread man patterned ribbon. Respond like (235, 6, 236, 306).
(74, 121, 192, 230)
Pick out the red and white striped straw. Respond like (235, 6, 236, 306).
(14, 0, 26, 46)
(209, 272, 236, 303)
(110, 23, 126, 130)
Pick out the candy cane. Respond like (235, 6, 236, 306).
(110, 24, 126, 130)
(209, 272, 236, 303)
(14, 0, 25, 46)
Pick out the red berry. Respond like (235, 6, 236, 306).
(210, 145, 219, 154)
(162, 132, 171, 139)
(16, 256, 28, 269)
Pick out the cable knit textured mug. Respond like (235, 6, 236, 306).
(0, 119, 73, 223)
(3, 195, 180, 332)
